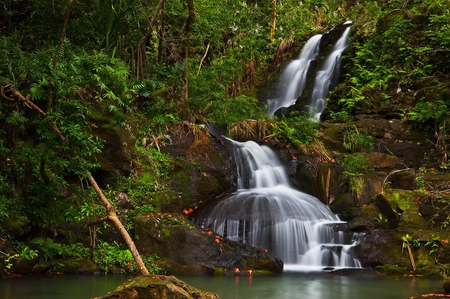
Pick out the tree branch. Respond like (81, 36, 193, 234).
(0, 85, 15, 102)
(196, 42, 210, 75)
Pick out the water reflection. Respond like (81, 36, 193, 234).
(0, 273, 443, 299)
(178, 273, 443, 299)
(0, 274, 131, 299)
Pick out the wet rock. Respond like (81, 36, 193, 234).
(365, 153, 401, 169)
(93, 275, 220, 299)
(320, 21, 353, 53)
(13, 256, 39, 274)
(91, 113, 138, 176)
(444, 280, 450, 293)
(331, 268, 380, 278)
(353, 229, 400, 268)
(135, 213, 283, 275)
(161, 122, 232, 209)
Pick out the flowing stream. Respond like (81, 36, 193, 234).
(192, 139, 361, 270)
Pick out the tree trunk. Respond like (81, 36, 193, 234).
(48, 0, 75, 112)
(87, 175, 149, 275)
(270, 0, 277, 42)
(180, 0, 195, 106)
(135, 0, 166, 79)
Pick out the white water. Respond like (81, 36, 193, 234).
(309, 27, 351, 120)
(267, 25, 352, 119)
(194, 140, 361, 270)
(267, 35, 322, 116)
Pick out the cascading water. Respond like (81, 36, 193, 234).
(267, 22, 352, 118)
(192, 139, 362, 271)
(267, 35, 322, 116)
(309, 26, 352, 120)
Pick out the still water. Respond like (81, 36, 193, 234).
(0, 272, 443, 299)
(179, 272, 443, 299)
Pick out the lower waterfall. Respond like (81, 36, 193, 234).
(191, 139, 362, 271)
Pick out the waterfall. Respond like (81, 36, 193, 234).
(267, 35, 322, 116)
(192, 139, 362, 271)
(309, 26, 351, 120)
(267, 23, 352, 118)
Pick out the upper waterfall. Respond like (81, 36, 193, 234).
(309, 26, 351, 120)
(267, 22, 352, 118)
(267, 34, 322, 116)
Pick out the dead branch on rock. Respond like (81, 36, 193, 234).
(381, 168, 413, 193)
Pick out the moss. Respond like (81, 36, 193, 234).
(3, 215, 28, 236)
(54, 257, 97, 273)
(208, 151, 224, 164)
(139, 171, 156, 184)
(375, 264, 407, 274)
(252, 270, 273, 275)
(383, 189, 413, 211)
(214, 266, 224, 275)
(170, 171, 192, 189)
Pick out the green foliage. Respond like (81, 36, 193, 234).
(139, 96, 181, 137)
(340, 153, 371, 194)
(93, 240, 161, 274)
(343, 125, 373, 153)
(16, 238, 89, 262)
(135, 147, 174, 181)
(269, 112, 319, 146)
(341, 154, 368, 179)
(29, 238, 65, 261)
(206, 95, 267, 126)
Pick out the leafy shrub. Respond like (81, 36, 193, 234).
(340, 153, 371, 195)
(343, 125, 373, 153)
(269, 112, 319, 146)
(93, 240, 161, 274)
(207, 95, 267, 126)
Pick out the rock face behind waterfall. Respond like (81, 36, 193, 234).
(135, 213, 283, 275)
(159, 122, 232, 212)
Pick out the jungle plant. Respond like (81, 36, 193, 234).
(414, 167, 427, 194)
(269, 112, 319, 146)
(340, 153, 371, 200)
(93, 240, 161, 274)
(343, 125, 373, 153)
(207, 95, 267, 126)
(27, 238, 90, 262)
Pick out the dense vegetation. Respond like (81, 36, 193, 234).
(1, 0, 449, 275)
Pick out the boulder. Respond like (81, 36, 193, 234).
(161, 122, 232, 209)
(135, 213, 283, 275)
(90, 112, 138, 177)
(93, 275, 220, 299)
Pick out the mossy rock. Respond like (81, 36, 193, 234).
(90, 111, 139, 175)
(375, 264, 407, 275)
(94, 275, 220, 299)
(58, 257, 98, 274)
(134, 213, 283, 275)
(2, 215, 28, 237)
